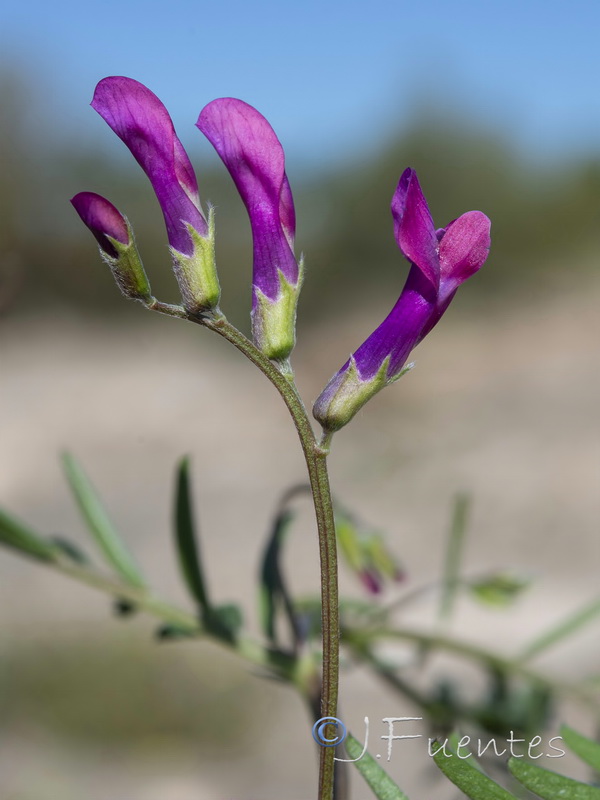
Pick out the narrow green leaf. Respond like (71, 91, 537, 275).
(561, 725, 600, 773)
(174, 457, 209, 610)
(432, 742, 518, 799)
(518, 596, 600, 662)
(439, 493, 470, 622)
(0, 507, 59, 562)
(62, 452, 145, 588)
(509, 757, 600, 799)
(345, 733, 410, 800)
(259, 507, 296, 643)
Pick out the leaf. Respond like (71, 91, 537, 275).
(469, 571, 531, 608)
(174, 457, 209, 610)
(508, 757, 600, 799)
(518, 596, 600, 662)
(561, 725, 600, 773)
(345, 733, 410, 800)
(259, 506, 297, 643)
(62, 452, 145, 588)
(432, 741, 519, 799)
(439, 493, 470, 622)
(0, 507, 60, 562)
(204, 603, 243, 642)
(50, 536, 89, 564)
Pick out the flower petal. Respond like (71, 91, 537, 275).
(353, 265, 436, 380)
(438, 210, 491, 293)
(197, 98, 298, 300)
(71, 192, 129, 257)
(92, 77, 207, 254)
(391, 168, 440, 288)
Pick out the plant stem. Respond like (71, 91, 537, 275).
(53, 558, 288, 674)
(343, 627, 600, 712)
(190, 312, 340, 800)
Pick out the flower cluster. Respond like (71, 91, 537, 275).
(73, 77, 490, 432)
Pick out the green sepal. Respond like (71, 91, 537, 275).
(170, 206, 220, 312)
(252, 257, 304, 361)
(101, 219, 152, 302)
(316, 355, 390, 433)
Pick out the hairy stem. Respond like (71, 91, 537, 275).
(190, 312, 340, 800)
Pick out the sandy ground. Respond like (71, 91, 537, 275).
(0, 280, 598, 799)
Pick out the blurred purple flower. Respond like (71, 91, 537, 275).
(313, 168, 491, 432)
(197, 98, 301, 360)
(92, 76, 207, 255)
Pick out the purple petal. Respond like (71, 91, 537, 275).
(71, 192, 129, 257)
(197, 98, 298, 300)
(391, 168, 440, 288)
(353, 265, 437, 380)
(439, 210, 491, 295)
(92, 77, 207, 254)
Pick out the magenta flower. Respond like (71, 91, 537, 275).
(71, 191, 151, 302)
(71, 192, 129, 258)
(90, 77, 219, 311)
(197, 99, 301, 361)
(313, 168, 491, 433)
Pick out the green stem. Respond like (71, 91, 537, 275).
(190, 312, 340, 800)
(343, 627, 600, 712)
(54, 558, 288, 674)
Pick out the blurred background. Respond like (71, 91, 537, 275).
(0, 1, 599, 798)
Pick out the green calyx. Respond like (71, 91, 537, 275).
(170, 206, 221, 313)
(252, 257, 304, 361)
(101, 220, 152, 302)
(317, 356, 391, 433)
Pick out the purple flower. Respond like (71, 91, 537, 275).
(197, 98, 301, 360)
(71, 191, 151, 301)
(313, 168, 491, 433)
(90, 77, 219, 311)
(71, 192, 129, 258)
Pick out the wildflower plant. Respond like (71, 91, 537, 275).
(2, 76, 600, 800)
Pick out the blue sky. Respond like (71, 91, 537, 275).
(2, 0, 599, 168)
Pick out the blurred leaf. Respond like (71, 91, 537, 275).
(0, 507, 59, 562)
(209, 603, 243, 637)
(432, 741, 518, 799)
(259, 506, 298, 644)
(62, 452, 145, 588)
(50, 536, 89, 564)
(174, 456, 209, 611)
(156, 623, 196, 640)
(508, 757, 600, 799)
(469, 571, 531, 608)
(518, 596, 600, 662)
(561, 725, 600, 773)
(346, 733, 410, 799)
(439, 493, 470, 622)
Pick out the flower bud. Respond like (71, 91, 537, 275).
(71, 192, 151, 302)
